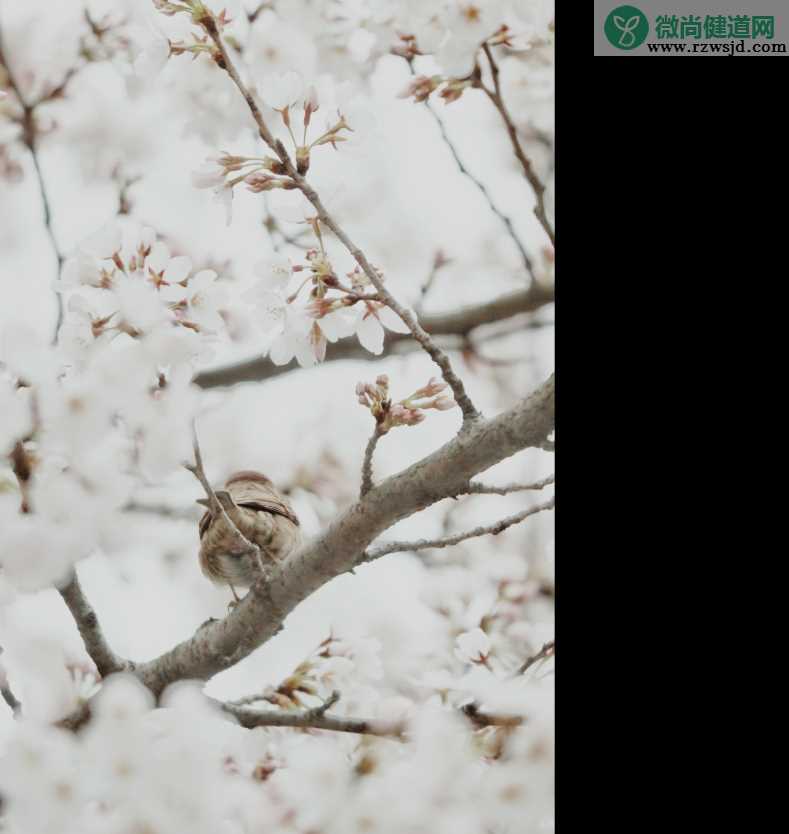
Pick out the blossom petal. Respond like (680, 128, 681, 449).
(165, 255, 193, 284)
(356, 313, 384, 354)
(377, 304, 411, 334)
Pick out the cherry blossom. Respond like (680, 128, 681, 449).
(455, 627, 493, 664)
(352, 299, 411, 354)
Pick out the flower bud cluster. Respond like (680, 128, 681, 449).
(258, 72, 356, 175)
(399, 73, 475, 105)
(153, 1, 230, 29)
(356, 375, 455, 433)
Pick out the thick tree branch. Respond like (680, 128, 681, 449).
(58, 572, 128, 678)
(200, 16, 480, 424)
(192, 285, 553, 389)
(478, 43, 554, 249)
(361, 496, 554, 562)
(134, 374, 554, 697)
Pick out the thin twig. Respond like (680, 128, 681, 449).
(415, 249, 450, 317)
(360, 426, 383, 498)
(186, 423, 264, 573)
(200, 16, 481, 426)
(0, 28, 66, 344)
(222, 690, 523, 737)
(0, 646, 21, 714)
(246, 2, 272, 24)
(361, 496, 555, 562)
(121, 501, 198, 521)
(262, 195, 311, 252)
(1, 680, 20, 713)
(460, 702, 524, 729)
(478, 43, 554, 249)
(222, 699, 406, 738)
(58, 572, 128, 678)
(462, 474, 554, 496)
(304, 689, 340, 718)
(423, 95, 535, 281)
(516, 640, 555, 676)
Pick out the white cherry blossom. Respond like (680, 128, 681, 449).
(351, 301, 411, 355)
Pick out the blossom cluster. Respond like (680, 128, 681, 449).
(191, 70, 367, 225)
(58, 221, 228, 360)
(244, 248, 412, 367)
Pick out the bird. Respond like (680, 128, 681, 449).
(197, 470, 302, 603)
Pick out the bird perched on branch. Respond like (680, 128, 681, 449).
(197, 470, 302, 603)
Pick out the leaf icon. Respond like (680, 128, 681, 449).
(626, 15, 640, 29)
(614, 15, 626, 28)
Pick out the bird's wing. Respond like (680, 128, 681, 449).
(228, 479, 300, 527)
(236, 500, 300, 527)
(198, 510, 212, 539)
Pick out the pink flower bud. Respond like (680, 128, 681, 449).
(414, 377, 447, 398)
(245, 172, 284, 193)
(432, 396, 456, 411)
(398, 75, 441, 103)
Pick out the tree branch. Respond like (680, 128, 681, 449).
(516, 640, 555, 676)
(422, 94, 535, 281)
(192, 285, 553, 389)
(200, 16, 480, 425)
(221, 691, 523, 738)
(133, 373, 554, 697)
(0, 28, 66, 344)
(58, 571, 128, 678)
(360, 426, 383, 498)
(478, 43, 554, 249)
(0, 646, 21, 715)
(462, 473, 554, 495)
(222, 699, 406, 738)
(415, 250, 449, 317)
(121, 501, 198, 521)
(361, 496, 554, 562)
(460, 701, 524, 729)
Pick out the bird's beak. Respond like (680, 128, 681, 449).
(195, 498, 210, 508)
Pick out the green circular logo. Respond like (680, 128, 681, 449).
(604, 5, 649, 49)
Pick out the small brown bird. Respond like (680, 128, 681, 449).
(197, 470, 302, 602)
